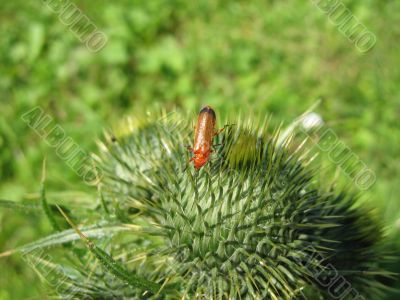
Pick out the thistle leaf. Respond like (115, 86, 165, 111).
(0, 224, 131, 257)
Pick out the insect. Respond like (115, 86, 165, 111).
(187, 105, 226, 170)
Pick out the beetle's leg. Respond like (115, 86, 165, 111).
(214, 123, 235, 136)
(214, 127, 225, 136)
(183, 156, 195, 172)
(182, 157, 194, 172)
(185, 145, 194, 152)
(211, 144, 222, 152)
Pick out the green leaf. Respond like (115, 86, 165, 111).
(0, 199, 41, 212)
(2, 224, 131, 256)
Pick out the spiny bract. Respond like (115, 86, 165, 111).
(94, 111, 390, 299)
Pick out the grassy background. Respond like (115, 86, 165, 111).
(0, 0, 399, 298)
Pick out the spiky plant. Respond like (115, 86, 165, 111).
(2, 110, 393, 299)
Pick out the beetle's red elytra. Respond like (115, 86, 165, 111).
(187, 105, 224, 170)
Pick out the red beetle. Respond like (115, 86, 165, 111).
(187, 106, 225, 170)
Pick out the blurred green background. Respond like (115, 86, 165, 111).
(0, 0, 399, 299)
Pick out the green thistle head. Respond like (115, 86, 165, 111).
(93, 110, 391, 299)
